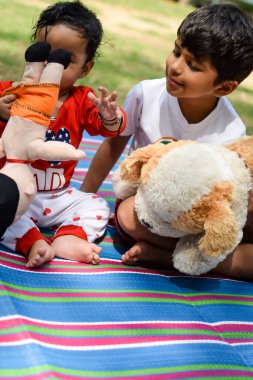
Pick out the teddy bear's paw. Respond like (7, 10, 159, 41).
(25, 42, 51, 62)
(173, 235, 219, 275)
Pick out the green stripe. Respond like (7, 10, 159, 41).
(0, 364, 252, 377)
(1, 326, 252, 338)
(1, 281, 253, 299)
(0, 290, 252, 305)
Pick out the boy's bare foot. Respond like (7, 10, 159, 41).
(26, 239, 55, 268)
(52, 235, 101, 264)
(121, 241, 173, 268)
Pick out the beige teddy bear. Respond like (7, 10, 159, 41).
(112, 137, 253, 275)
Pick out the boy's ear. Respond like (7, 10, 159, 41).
(79, 61, 94, 78)
(214, 80, 238, 97)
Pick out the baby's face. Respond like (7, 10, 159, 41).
(165, 39, 218, 100)
(36, 24, 93, 97)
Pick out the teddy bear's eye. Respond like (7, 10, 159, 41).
(141, 219, 153, 229)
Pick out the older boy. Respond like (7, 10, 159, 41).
(83, 4, 253, 279)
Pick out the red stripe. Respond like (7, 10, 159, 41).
(6, 158, 32, 164)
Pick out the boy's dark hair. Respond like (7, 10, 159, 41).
(31, 0, 103, 63)
(178, 4, 253, 84)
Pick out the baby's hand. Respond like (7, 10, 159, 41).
(0, 94, 16, 121)
(88, 86, 122, 121)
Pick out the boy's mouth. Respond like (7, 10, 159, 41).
(168, 76, 182, 87)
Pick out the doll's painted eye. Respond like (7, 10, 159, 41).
(141, 219, 153, 229)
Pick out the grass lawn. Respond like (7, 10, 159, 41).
(1, 0, 253, 133)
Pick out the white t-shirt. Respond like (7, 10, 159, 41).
(122, 78, 246, 153)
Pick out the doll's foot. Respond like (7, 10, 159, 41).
(25, 41, 51, 62)
(122, 241, 173, 268)
(47, 49, 71, 69)
(52, 235, 101, 264)
(26, 239, 55, 268)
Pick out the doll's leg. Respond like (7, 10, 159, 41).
(22, 41, 51, 83)
(117, 196, 177, 267)
(39, 48, 71, 83)
(45, 188, 110, 264)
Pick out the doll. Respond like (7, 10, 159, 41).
(0, 42, 84, 237)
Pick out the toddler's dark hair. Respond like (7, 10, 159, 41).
(178, 4, 253, 84)
(31, 0, 103, 62)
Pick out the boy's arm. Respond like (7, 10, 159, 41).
(80, 135, 131, 193)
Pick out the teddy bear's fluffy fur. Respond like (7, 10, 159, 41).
(112, 137, 253, 275)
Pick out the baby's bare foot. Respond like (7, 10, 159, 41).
(52, 235, 101, 264)
(26, 239, 55, 268)
(122, 241, 173, 268)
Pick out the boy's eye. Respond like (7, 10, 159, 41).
(173, 48, 180, 58)
(188, 61, 201, 72)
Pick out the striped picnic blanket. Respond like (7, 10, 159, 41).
(0, 133, 253, 379)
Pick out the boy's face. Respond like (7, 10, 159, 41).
(165, 40, 219, 100)
(36, 24, 93, 97)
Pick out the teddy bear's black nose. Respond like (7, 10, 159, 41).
(141, 219, 153, 229)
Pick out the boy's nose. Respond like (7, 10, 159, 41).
(170, 57, 183, 74)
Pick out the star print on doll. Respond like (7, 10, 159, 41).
(46, 127, 72, 166)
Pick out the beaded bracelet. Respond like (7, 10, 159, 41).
(99, 113, 118, 125)
(99, 112, 124, 136)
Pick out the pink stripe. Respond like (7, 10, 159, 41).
(0, 334, 239, 345)
(54, 369, 252, 380)
(103, 370, 253, 380)
(9, 373, 55, 380)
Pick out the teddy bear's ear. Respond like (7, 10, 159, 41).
(120, 143, 165, 182)
(198, 200, 237, 257)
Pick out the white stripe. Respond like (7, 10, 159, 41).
(0, 315, 252, 327)
(0, 338, 249, 351)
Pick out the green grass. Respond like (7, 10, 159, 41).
(1, 0, 253, 134)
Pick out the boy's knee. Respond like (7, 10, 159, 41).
(117, 197, 136, 235)
(215, 244, 253, 279)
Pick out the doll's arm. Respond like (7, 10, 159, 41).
(28, 140, 85, 162)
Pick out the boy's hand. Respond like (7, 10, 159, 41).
(0, 94, 16, 121)
(88, 86, 122, 121)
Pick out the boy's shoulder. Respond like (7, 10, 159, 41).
(139, 77, 166, 90)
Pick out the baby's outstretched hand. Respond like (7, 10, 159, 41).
(0, 94, 16, 121)
(88, 86, 122, 121)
